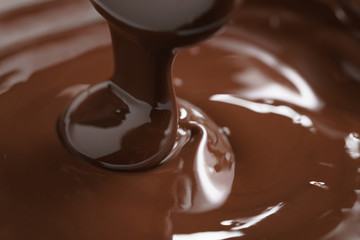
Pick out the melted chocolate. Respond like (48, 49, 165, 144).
(0, 0, 359, 239)
(58, 0, 238, 170)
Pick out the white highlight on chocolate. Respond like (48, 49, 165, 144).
(173, 231, 244, 240)
(58, 84, 90, 98)
(310, 181, 329, 190)
(345, 133, 360, 159)
(210, 94, 314, 129)
(184, 118, 234, 212)
(321, 190, 360, 240)
(221, 202, 284, 231)
(208, 36, 323, 111)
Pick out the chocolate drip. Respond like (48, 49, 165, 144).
(58, 0, 239, 170)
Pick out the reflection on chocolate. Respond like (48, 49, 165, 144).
(58, 0, 239, 170)
(0, 0, 360, 239)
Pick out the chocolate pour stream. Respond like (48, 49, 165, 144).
(58, 0, 239, 170)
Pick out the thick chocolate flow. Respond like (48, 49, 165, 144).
(58, 0, 238, 170)
(91, 0, 239, 46)
(0, 0, 360, 239)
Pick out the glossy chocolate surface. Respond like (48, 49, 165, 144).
(0, 0, 359, 239)
(58, 0, 238, 170)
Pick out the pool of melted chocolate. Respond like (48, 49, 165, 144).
(0, 0, 360, 239)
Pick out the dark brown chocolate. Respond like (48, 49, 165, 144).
(58, 0, 239, 170)
(0, 0, 359, 239)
